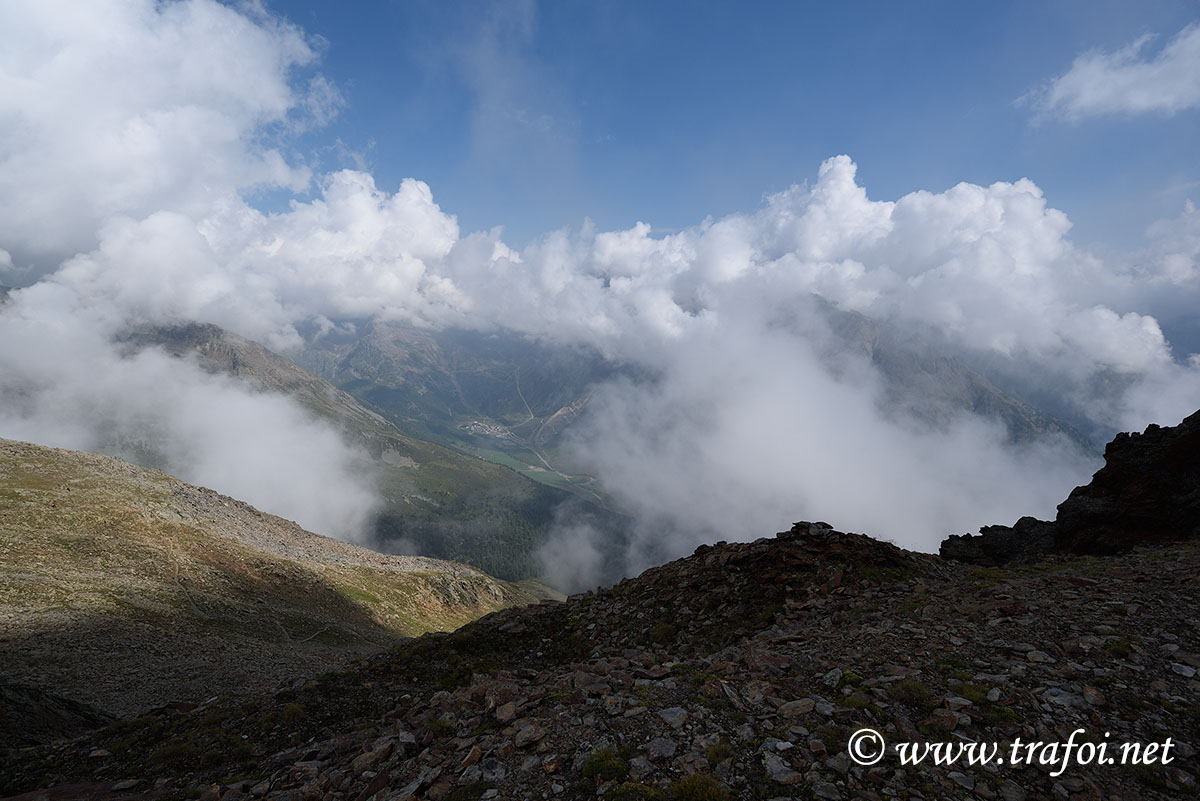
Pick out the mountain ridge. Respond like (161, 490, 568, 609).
(6, 521, 1196, 800)
(0, 436, 548, 729)
(119, 322, 598, 582)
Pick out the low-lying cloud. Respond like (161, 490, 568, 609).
(0, 280, 379, 541)
(2, 1, 1199, 584)
(553, 305, 1088, 575)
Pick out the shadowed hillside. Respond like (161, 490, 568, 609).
(0, 438, 547, 730)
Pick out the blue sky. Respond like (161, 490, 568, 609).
(269, 0, 1200, 248)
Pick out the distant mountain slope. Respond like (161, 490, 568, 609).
(120, 323, 597, 581)
(295, 321, 618, 491)
(0, 437, 546, 723)
(299, 309, 1095, 493)
(818, 302, 1096, 451)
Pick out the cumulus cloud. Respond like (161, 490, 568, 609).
(0, 0, 325, 268)
(1143, 199, 1200, 289)
(0, 0, 383, 542)
(454, 158, 1192, 392)
(59, 170, 467, 351)
(1023, 22, 1200, 119)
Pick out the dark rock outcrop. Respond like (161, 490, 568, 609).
(939, 516, 1059, 566)
(942, 408, 1200, 564)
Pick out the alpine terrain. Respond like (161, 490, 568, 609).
(0, 437, 550, 741)
(3, 410, 1197, 801)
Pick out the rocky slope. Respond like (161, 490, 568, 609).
(941, 409, 1200, 565)
(0, 438, 545, 730)
(6, 413, 1199, 801)
(5, 522, 1198, 800)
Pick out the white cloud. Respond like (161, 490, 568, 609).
(535, 510, 608, 592)
(555, 311, 1089, 571)
(443, 156, 1200, 575)
(0, 0, 324, 265)
(0, 0, 387, 542)
(1025, 22, 1200, 119)
(452, 156, 1186, 389)
(53, 170, 467, 352)
(1143, 199, 1200, 289)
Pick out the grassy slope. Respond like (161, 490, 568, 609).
(0, 438, 546, 720)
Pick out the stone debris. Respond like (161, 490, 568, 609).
(6, 517, 1198, 801)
